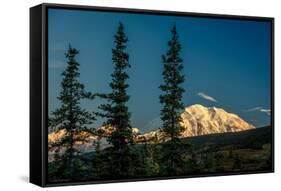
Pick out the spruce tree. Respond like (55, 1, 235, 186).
(91, 129, 103, 179)
(97, 23, 133, 178)
(143, 143, 160, 176)
(48, 45, 95, 181)
(159, 25, 185, 175)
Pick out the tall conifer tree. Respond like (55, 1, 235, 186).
(98, 23, 133, 177)
(159, 25, 185, 175)
(49, 45, 95, 180)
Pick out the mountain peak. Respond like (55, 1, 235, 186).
(139, 104, 255, 143)
(186, 104, 206, 110)
(181, 104, 255, 136)
(48, 104, 256, 159)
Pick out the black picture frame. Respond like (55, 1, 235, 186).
(30, 3, 274, 187)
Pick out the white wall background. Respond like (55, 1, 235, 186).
(0, 0, 279, 190)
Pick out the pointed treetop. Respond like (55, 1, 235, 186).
(118, 22, 124, 30)
(66, 44, 79, 58)
(114, 22, 128, 45)
(171, 24, 179, 42)
(172, 24, 177, 33)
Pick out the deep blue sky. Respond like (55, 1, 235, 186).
(48, 8, 272, 130)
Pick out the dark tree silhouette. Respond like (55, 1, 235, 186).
(159, 25, 185, 175)
(48, 45, 95, 181)
(97, 23, 133, 177)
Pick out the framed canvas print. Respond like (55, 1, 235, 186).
(30, 3, 274, 187)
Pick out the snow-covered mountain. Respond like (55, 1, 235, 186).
(137, 104, 255, 142)
(48, 104, 255, 161)
(180, 104, 254, 136)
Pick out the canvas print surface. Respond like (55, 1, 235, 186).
(47, 8, 272, 183)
